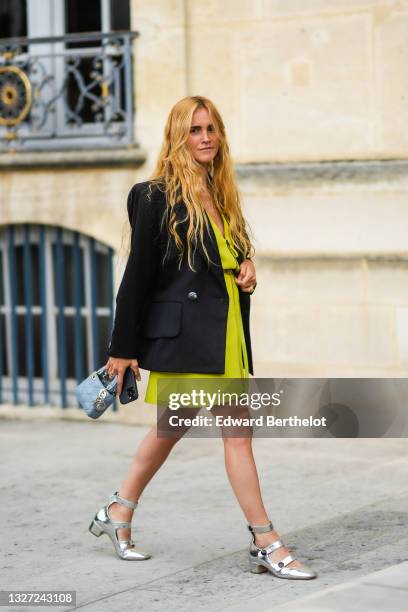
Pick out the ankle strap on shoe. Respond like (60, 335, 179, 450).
(109, 491, 138, 509)
(248, 521, 274, 534)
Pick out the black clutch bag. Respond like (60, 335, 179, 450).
(119, 367, 139, 404)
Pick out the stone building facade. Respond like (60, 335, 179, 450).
(1, 0, 407, 422)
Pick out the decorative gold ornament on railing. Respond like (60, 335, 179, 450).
(100, 80, 109, 98)
(0, 65, 32, 127)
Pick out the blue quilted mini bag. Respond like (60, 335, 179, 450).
(76, 366, 118, 419)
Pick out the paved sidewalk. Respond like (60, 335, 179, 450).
(0, 417, 407, 611)
(273, 561, 408, 611)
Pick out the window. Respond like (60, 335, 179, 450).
(65, 0, 130, 37)
(0, 0, 27, 38)
(0, 223, 115, 408)
(65, 0, 102, 44)
(0, 0, 135, 150)
(110, 0, 131, 31)
(63, 0, 131, 125)
(0, 0, 130, 39)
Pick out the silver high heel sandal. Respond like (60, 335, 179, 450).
(248, 521, 317, 579)
(89, 491, 150, 560)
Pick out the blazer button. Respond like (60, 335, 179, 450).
(187, 291, 198, 301)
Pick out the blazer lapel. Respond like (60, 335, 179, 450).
(173, 202, 227, 294)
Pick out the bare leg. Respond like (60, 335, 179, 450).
(108, 422, 182, 540)
(222, 434, 303, 568)
(108, 407, 200, 540)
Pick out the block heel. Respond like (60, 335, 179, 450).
(249, 560, 268, 574)
(89, 519, 103, 537)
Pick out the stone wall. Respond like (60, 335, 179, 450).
(132, 0, 408, 166)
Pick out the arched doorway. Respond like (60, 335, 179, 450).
(0, 223, 115, 408)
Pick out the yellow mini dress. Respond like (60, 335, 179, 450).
(144, 211, 249, 407)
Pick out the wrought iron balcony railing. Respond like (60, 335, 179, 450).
(0, 31, 139, 151)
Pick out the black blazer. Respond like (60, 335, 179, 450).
(107, 181, 254, 375)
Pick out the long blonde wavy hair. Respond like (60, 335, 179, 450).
(121, 95, 254, 271)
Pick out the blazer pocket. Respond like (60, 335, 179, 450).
(143, 301, 183, 339)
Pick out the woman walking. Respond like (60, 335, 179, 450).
(89, 95, 317, 580)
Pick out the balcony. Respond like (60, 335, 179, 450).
(0, 31, 139, 153)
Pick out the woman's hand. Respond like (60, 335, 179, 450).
(105, 357, 141, 396)
(235, 259, 257, 293)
